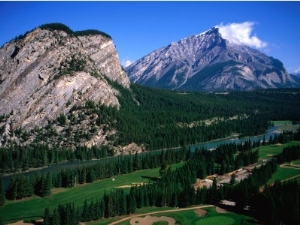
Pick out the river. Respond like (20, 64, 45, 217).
(1, 125, 282, 190)
(189, 125, 280, 151)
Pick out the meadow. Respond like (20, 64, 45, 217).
(256, 141, 300, 160)
(1, 164, 183, 223)
(268, 166, 300, 184)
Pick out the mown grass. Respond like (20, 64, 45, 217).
(268, 166, 300, 184)
(256, 141, 300, 160)
(0, 163, 184, 223)
(290, 159, 300, 165)
(272, 120, 291, 126)
(272, 120, 300, 133)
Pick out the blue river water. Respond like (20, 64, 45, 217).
(1, 125, 280, 190)
(189, 125, 279, 151)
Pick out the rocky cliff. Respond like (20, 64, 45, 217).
(126, 27, 300, 91)
(0, 23, 130, 148)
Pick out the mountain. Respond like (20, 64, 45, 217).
(126, 27, 300, 91)
(291, 68, 300, 78)
(0, 23, 130, 148)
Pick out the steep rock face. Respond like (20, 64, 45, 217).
(0, 24, 130, 147)
(126, 27, 300, 91)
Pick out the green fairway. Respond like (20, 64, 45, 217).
(272, 120, 300, 133)
(257, 141, 300, 160)
(0, 163, 183, 223)
(290, 159, 300, 165)
(196, 216, 235, 225)
(268, 166, 300, 184)
(272, 120, 291, 126)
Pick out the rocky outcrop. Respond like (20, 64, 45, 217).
(126, 27, 300, 91)
(0, 23, 130, 147)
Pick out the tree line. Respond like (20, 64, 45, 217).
(0, 144, 113, 173)
(110, 84, 300, 150)
(2, 131, 299, 224)
(40, 147, 279, 225)
(3, 136, 262, 202)
(2, 130, 297, 201)
(42, 144, 300, 225)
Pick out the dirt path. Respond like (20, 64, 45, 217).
(109, 205, 213, 225)
(282, 174, 300, 182)
(130, 215, 176, 225)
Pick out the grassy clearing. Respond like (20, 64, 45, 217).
(257, 144, 284, 159)
(268, 166, 300, 184)
(272, 120, 291, 126)
(272, 120, 300, 133)
(0, 163, 184, 223)
(256, 141, 300, 160)
(291, 159, 300, 165)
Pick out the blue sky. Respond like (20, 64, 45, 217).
(1, 1, 300, 73)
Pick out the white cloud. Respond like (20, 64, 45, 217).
(121, 59, 134, 67)
(294, 67, 300, 75)
(216, 22, 267, 49)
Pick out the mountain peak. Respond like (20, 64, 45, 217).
(0, 23, 130, 148)
(195, 27, 219, 38)
(126, 27, 300, 91)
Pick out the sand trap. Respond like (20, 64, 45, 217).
(195, 208, 207, 217)
(216, 206, 227, 213)
(8, 221, 30, 225)
(130, 215, 176, 225)
(8, 219, 43, 225)
(117, 185, 132, 188)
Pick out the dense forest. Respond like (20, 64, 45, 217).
(113, 85, 300, 149)
(39, 134, 300, 225)
(1, 86, 300, 173)
(1, 130, 300, 225)
(1, 85, 300, 224)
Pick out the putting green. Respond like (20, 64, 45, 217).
(196, 216, 235, 225)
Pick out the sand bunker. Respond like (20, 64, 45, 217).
(130, 215, 176, 225)
(195, 208, 207, 217)
(216, 206, 227, 213)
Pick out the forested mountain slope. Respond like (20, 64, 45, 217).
(1, 23, 300, 154)
(111, 85, 300, 150)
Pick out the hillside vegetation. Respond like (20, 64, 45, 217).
(1, 86, 300, 173)
(112, 85, 300, 149)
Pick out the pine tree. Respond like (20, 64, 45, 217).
(230, 173, 236, 185)
(159, 161, 168, 177)
(81, 200, 89, 222)
(0, 176, 5, 206)
(133, 152, 141, 171)
(51, 208, 60, 225)
(43, 207, 51, 225)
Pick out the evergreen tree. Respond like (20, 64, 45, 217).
(0, 176, 5, 206)
(230, 173, 236, 185)
(133, 152, 141, 171)
(51, 208, 60, 225)
(43, 207, 51, 225)
(159, 161, 168, 177)
(42, 172, 52, 197)
(81, 200, 89, 222)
